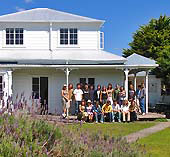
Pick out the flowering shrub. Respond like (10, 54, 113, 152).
(0, 93, 145, 156)
(0, 114, 61, 156)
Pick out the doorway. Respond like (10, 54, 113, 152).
(32, 77, 48, 106)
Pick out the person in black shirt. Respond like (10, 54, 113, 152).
(94, 84, 101, 103)
(89, 85, 95, 103)
(128, 84, 136, 101)
(83, 84, 90, 102)
(100, 85, 108, 105)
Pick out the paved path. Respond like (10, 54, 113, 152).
(125, 122, 170, 143)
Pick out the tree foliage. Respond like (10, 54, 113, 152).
(123, 15, 170, 82)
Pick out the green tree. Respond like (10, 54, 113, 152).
(123, 15, 170, 83)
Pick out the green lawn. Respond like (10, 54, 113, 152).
(137, 127, 170, 157)
(67, 122, 156, 137)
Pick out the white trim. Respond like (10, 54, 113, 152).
(58, 28, 79, 48)
(145, 71, 149, 113)
(49, 22, 53, 51)
(2, 28, 26, 48)
(0, 64, 159, 69)
(124, 68, 129, 100)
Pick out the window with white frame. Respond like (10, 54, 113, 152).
(32, 77, 40, 99)
(100, 32, 104, 49)
(80, 78, 95, 87)
(6, 28, 24, 45)
(0, 76, 3, 99)
(60, 28, 78, 45)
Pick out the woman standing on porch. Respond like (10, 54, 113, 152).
(61, 84, 68, 118)
(107, 83, 114, 105)
(119, 86, 126, 106)
(100, 85, 108, 105)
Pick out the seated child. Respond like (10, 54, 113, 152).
(86, 100, 94, 122)
(112, 99, 121, 122)
(101, 100, 113, 122)
(78, 99, 88, 121)
(93, 101, 102, 123)
(121, 100, 130, 122)
(129, 100, 137, 122)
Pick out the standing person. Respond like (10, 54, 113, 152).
(107, 83, 114, 105)
(83, 84, 90, 102)
(114, 84, 120, 101)
(61, 84, 68, 118)
(136, 85, 142, 113)
(86, 100, 94, 122)
(89, 85, 95, 103)
(121, 100, 130, 122)
(119, 86, 126, 106)
(112, 100, 121, 122)
(128, 84, 136, 101)
(67, 83, 74, 116)
(101, 100, 113, 122)
(94, 84, 101, 104)
(100, 85, 108, 105)
(73, 83, 83, 115)
(139, 83, 146, 115)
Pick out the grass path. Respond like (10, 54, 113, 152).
(124, 122, 170, 143)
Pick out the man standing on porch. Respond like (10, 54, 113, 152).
(73, 83, 83, 115)
(139, 83, 146, 115)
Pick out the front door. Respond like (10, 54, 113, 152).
(32, 77, 48, 106)
(40, 77, 48, 105)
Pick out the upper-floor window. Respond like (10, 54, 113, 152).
(6, 28, 24, 45)
(100, 32, 104, 49)
(60, 28, 78, 45)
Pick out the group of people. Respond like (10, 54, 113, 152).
(61, 82, 146, 123)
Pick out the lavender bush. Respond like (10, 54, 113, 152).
(0, 114, 61, 156)
(0, 93, 145, 156)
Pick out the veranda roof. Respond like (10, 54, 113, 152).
(125, 53, 158, 73)
(0, 49, 126, 65)
(0, 50, 158, 70)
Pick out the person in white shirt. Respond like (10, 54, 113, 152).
(73, 83, 83, 115)
(121, 100, 130, 122)
(112, 99, 121, 122)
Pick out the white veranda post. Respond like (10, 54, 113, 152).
(145, 71, 149, 113)
(8, 70, 13, 97)
(124, 69, 129, 100)
(134, 73, 137, 102)
(65, 68, 71, 90)
(3, 70, 13, 108)
(134, 73, 137, 92)
(64, 67, 71, 117)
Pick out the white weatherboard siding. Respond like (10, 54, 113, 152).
(0, 22, 101, 50)
(12, 68, 124, 114)
(148, 75, 161, 106)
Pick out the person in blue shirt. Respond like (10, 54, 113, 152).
(93, 101, 102, 123)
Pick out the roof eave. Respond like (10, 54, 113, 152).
(0, 20, 105, 23)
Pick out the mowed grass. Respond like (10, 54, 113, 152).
(137, 127, 170, 157)
(67, 122, 156, 137)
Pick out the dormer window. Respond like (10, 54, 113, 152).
(60, 28, 78, 45)
(6, 28, 24, 45)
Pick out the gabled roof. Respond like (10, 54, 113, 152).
(126, 53, 156, 66)
(0, 49, 126, 65)
(0, 8, 104, 23)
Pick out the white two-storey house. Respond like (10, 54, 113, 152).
(0, 8, 157, 114)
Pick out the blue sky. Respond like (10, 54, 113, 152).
(0, 0, 170, 56)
